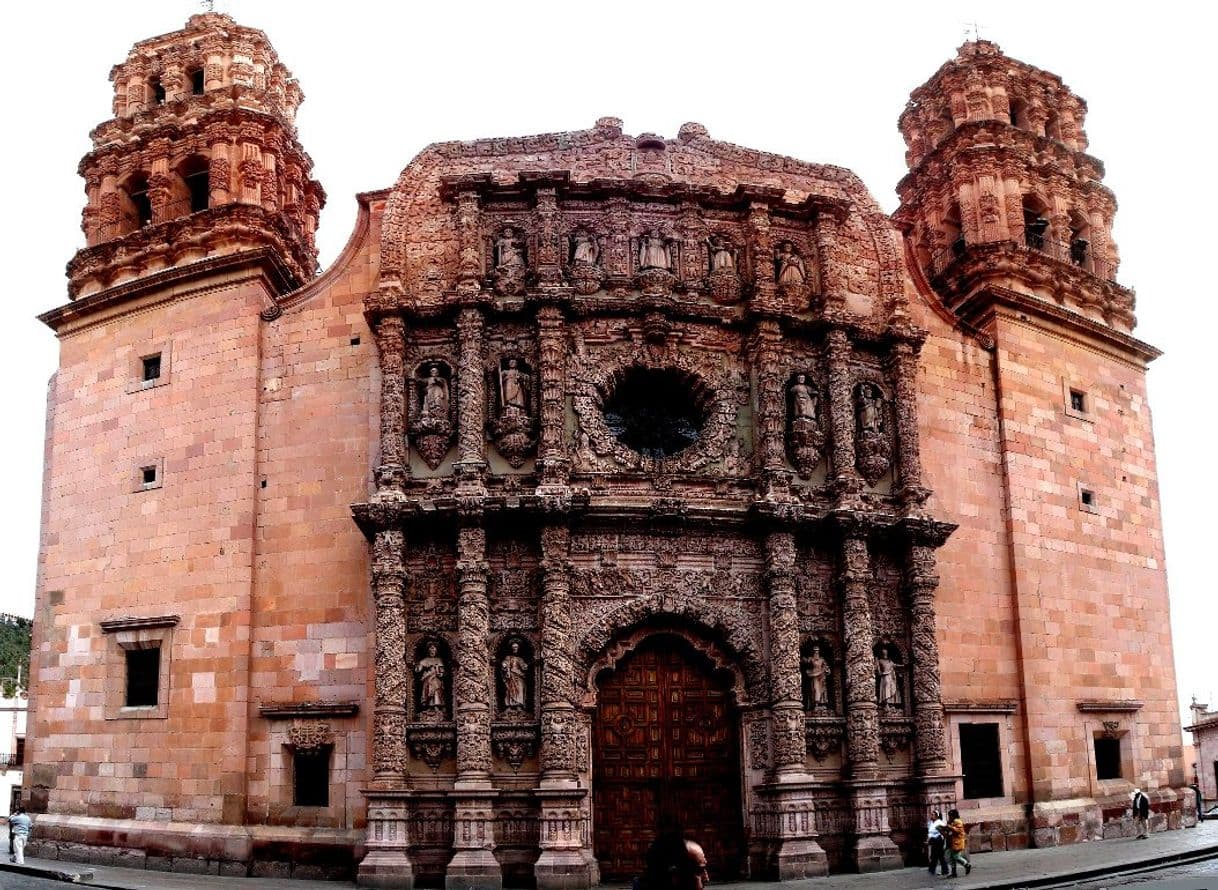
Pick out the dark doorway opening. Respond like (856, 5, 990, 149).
(959, 722, 1003, 799)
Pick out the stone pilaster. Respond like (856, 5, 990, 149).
(534, 187, 562, 288)
(374, 315, 408, 497)
(535, 306, 570, 490)
(826, 328, 861, 498)
(455, 307, 487, 492)
(889, 341, 927, 507)
(763, 532, 828, 879)
(447, 524, 500, 890)
(748, 201, 778, 313)
(908, 543, 948, 775)
(752, 321, 788, 479)
(358, 528, 414, 888)
(454, 189, 482, 294)
(814, 210, 846, 309)
(840, 534, 901, 871)
(534, 525, 596, 889)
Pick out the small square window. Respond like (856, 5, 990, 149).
(125, 647, 161, 707)
(1069, 389, 1086, 413)
(190, 68, 205, 96)
(293, 747, 331, 807)
(142, 354, 162, 382)
(141, 465, 158, 486)
(1080, 489, 1093, 507)
(1095, 736, 1122, 780)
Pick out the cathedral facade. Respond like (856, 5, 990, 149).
(24, 13, 1191, 885)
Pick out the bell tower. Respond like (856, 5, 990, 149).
(897, 43, 1177, 821)
(69, 11, 324, 301)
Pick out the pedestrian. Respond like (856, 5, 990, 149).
(946, 808, 971, 878)
(8, 806, 31, 865)
(638, 832, 710, 890)
(1131, 788, 1151, 839)
(926, 810, 949, 876)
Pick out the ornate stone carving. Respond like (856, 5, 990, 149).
(787, 372, 825, 477)
(880, 719, 914, 757)
(492, 225, 528, 296)
(566, 228, 604, 295)
(288, 720, 333, 753)
(706, 233, 742, 304)
(406, 723, 456, 770)
(410, 361, 455, 469)
(875, 643, 905, 710)
(855, 381, 893, 485)
(499, 637, 531, 711)
(492, 723, 540, 771)
(414, 637, 449, 718)
(775, 240, 810, 303)
(371, 529, 407, 785)
(490, 355, 535, 468)
(805, 718, 845, 761)
(842, 536, 880, 776)
(802, 641, 833, 712)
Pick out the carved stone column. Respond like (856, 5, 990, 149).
(748, 201, 778, 313)
(762, 532, 828, 879)
(534, 187, 563, 288)
(889, 340, 927, 507)
(374, 315, 408, 497)
(751, 320, 787, 479)
(534, 525, 596, 889)
(814, 210, 847, 309)
(455, 307, 488, 492)
(825, 328, 861, 498)
(447, 524, 500, 888)
(454, 189, 482, 294)
(840, 534, 901, 871)
(358, 528, 415, 888)
(908, 543, 948, 775)
(535, 306, 570, 491)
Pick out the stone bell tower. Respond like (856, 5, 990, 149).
(67, 11, 324, 304)
(897, 42, 1182, 831)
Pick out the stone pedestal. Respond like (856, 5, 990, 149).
(533, 786, 597, 890)
(760, 777, 829, 880)
(358, 794, 415, 889)
(446, 787, 502, 890)
(849, 783, 902, 873)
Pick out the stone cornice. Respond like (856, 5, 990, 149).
(1076, 700, 1144, 713)
(943, 699, 1018, 714)
(99, 615, 180, 633)
(259, 701, 360, 719)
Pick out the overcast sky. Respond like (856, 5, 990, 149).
(0, 1, 1213, 730)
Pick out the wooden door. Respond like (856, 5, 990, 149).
(592, 635, 742, 880)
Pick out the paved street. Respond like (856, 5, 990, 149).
(2, 822, 1218, 890)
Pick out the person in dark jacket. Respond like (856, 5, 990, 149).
(1131, 788, 1151, 839)
(638, 832, 710, 890)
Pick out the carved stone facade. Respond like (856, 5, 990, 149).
(25, 16, 1190, 888)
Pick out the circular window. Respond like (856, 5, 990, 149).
(602, 367, 710, 459)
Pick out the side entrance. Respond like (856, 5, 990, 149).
(592, 633, 744, 880)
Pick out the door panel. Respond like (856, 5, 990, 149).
(592, 635, 742, 880)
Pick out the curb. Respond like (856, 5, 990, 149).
(959, 842, 1218, 890)
(0, 859, 95, 883)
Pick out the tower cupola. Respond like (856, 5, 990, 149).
(895, 40, 1134, 334)
(68, 12, 325, 299)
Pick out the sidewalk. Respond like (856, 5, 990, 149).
(2, 821, 1217, 890)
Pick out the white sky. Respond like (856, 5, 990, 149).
(0, 1, 1213, 732)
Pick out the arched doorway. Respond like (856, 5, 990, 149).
(592, 633, 744, 881)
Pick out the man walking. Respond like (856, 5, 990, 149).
(927, 811, 949, 876)
(8, 806, 31, 865)
(1131, 788, 1151, 839)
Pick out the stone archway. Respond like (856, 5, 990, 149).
(591, 632, 745, 882)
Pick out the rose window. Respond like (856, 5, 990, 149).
(601, 367, 711, 459)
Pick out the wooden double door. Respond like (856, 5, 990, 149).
(592, 634, 743, 880)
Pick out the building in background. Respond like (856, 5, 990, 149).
(1, 678, 27, 817)
(23, 13, 1192, 885)
(1186, 699, 1218, 814)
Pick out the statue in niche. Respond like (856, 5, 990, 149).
(411, 363, 455, 470)
(875, 646, 902, 708)
(421, 365, 450, 422)
(572, 231, 599, 266)
(776, 241, 807, 289)
(789, 374, 818, 421)
(492, 356, 535, 467)
(492, 226, 528, 295)
(708, 234, 735, 272)
(802, 644, 830, 709)
(854, 381, 893, 485)
(639, 231, 671, 271)
(416, 641, 447, 713)
(786, 372, 825, 478)
(705, 233, 742, 304)
(567, 229, 604, 295)
(500, 639, 529, 710)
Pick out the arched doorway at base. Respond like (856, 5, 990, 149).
(592, 632, 744, 881)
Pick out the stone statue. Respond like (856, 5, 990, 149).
(708, 235, 735, 272)
(500, 639, 529, 709)
(421, 365, 449, 422)
(876, 648, 901, 707)
(789, 374, 818, 422)
(572, 231, 599, 265)
(776, 242, 806, 286)
(496, 227, 525, 270)
(803, 644, 829, 708)
(858, 383, 884, 433)
(639, 232, 670, 271)
(417, 642, 446, 711)
(500, 358, 529, 413)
